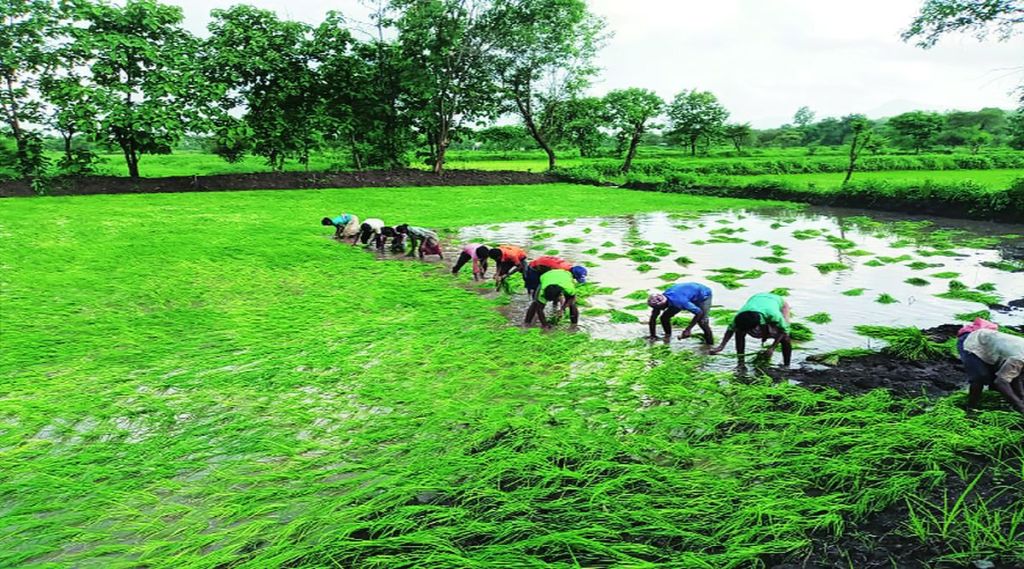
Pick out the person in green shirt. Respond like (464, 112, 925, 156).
(710, 292, 793, 365)
(525, 269, 579, 329)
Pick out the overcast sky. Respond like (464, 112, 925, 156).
(171, 0, 1024, 128)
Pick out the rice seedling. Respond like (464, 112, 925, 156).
(601, 241, 615, 248)
(954, 310, 991, 322)
(599, 252, 626, 260)
(907, 261, 944, 270)
(814, 262, 849, 274)
(864, 259, 885, 267)
(658, 272, 684, 281)
(755, 256, 792, 264)
(807, 347, 876, 365)
(854, 326, 947, 360)
(876, 293, 900, 304)
(806, 312, 832, 324)
(636, 263, 654, 272)
(793, 229, 822, 240)
(937, 281, 1001, 306)
(561, 237, 584, 243)
(706, 268, 766, 290)
(842, 288, 867, 296)
(980, 259, 1023, 273)
(931, 272, 960, 279)
(624, 290, 650, 300)
(771, 287, 791, 296)
(674, 256, 694, 266)
(789, 322, 815, 342)
(877, 255, 914, 264)
(776, 267, 796, 275)
(545, 249, 560, 255)
(582, 248, 598, 255)
(624, 303, 650, 311)
(707, 235, 747, 244)
(628, 249, 661, 262)
(752, 240, 769, 246)
(976, 283, 997, 292)
(608, 310, 641, 323)
(905, 277, 930, 286)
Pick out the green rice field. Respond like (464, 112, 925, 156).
(733, 169, 1024, 191)
(1, 184, 1022, 567)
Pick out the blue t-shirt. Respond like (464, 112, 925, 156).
(331, 214, 352, 225)
(664, 283, 712, 314)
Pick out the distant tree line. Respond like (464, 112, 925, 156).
(1, 0, 1022, 180)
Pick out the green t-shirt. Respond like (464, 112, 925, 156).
(729, 292, 790, 333)
(537, 269, 576, 304)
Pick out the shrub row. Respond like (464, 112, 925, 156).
(577, 153, 1024, 177)
(555, 166, 1024, 222)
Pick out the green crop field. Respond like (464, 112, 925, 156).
(734, 168, 1024, 191)
(2, 184, 1021, 568)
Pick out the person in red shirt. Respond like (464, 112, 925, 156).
(488, 245, 528, 292)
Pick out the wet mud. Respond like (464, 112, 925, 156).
(763, 324, 1024, 398)
(767, 448, 1024, 569)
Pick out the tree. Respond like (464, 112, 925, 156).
(793, 106, 816, 128)
(774, 128, 803, 148)
(1008, 110, 1024, 149)
(902, 0, 1023, 47)
(603, 88, 662, 173)
(492, 0, 605, 170)
(1, 0, 54, 178)
(206, 5, 320, 171)
(964, 128, 993, 152)
(559, 96, 605, 157)
(887, 111, 943, 153)
(74, 0, 206, 178)
(723, 123, 753, 152)
(667, 89, 729, 156)
(844, 118, 874, 184)
(473, 125, 532, 150)
(391, 0, 503, 174)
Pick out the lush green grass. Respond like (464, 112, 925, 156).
(735, 169, 1024, 191)
(1, 184, 1021, 568)
(90, 151, 340, 177)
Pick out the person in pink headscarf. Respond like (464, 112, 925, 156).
(956, 318, 1024, 416)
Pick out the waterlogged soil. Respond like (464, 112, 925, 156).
(455, 207, 1024, 368)
(767, 447, 1024, 569)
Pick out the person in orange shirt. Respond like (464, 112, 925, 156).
(488, 245, 528, 292)
(523, 256, 587, 299)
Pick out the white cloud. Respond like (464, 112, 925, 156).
(170, 0, 1024, 127)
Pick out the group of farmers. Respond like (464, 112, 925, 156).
(322, 213, 443, 258)
(323, 213, 1024, 416)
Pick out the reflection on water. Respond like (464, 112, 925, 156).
(455, 206, 1024, 369)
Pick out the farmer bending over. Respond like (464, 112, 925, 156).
(488, 245, 528, 291)
(396, 224, 443, 259)
(710, 292, 792, 365)
(957, 319, 1024, 416)
(647, 282, 714, 344)
(523, 256, 587, 299)
(322, 213, 360, 239)
(352, 218, 388, 250)
(525, 269, 579, 329)
(452, 244, 490, 280)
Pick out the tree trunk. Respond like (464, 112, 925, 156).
(63, 132, 73, 161)
(689, 136, 697, 156)
(350, 134, 363, 170)
(3, 74, 24, 144)
(514, 90, 557, 171)
(122, 145, 140, 178)
(622, 131, 641, 173)
(732, 139, 741, 152)
(433, 139, 448, 174)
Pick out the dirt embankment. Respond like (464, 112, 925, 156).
(0, 169, 561, 197)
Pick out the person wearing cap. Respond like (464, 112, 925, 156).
(647, 282, 714, 344)
(452, 244, 491, 280)
(488, 245, 528, 291)
(957, 319, 1024, 416)
(525, 268, 579, 329)
(321, 213, 360, 239)
(709, 292, 792, 365)
(523, 255, 587, 298)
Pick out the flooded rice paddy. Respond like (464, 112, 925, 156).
(451, 207, 1024, 368)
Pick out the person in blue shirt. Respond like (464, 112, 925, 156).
(321, 213, 359, 239)
(646, 282, 714, 344)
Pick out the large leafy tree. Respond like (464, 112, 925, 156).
(903, 0, 1023, 47)
(73, 0, 206, 178)
(1, 0, 54, 177)
(559, 96, 606, 157)
(492, 0, 605, 170)
(793, 106, 816, 128)
(887, 110, 944, 153)
(603, 88, 662, 173)
(667, 89, 729, 156)
(205, 5, 320, 170)
(391, 0, 503, 174)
